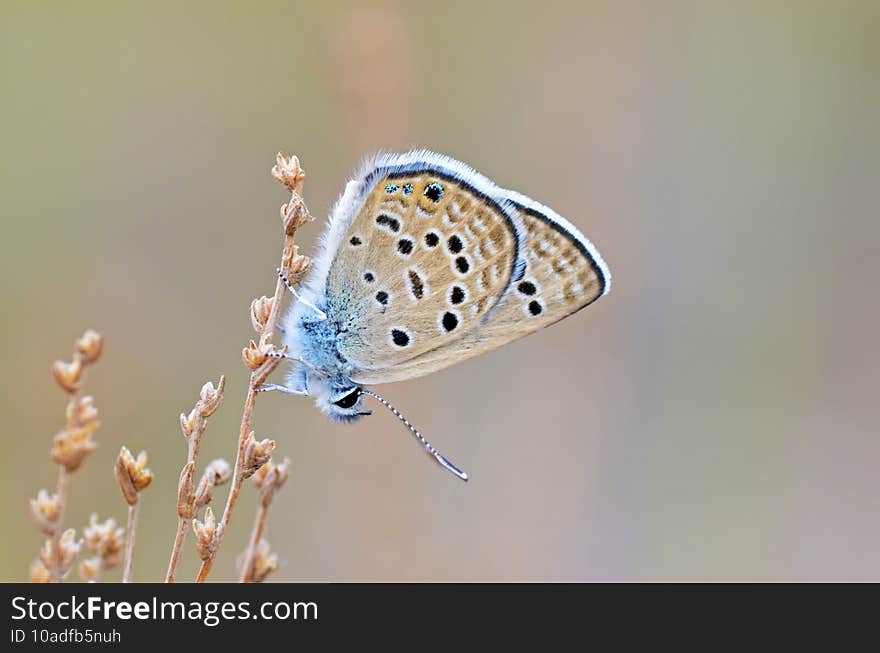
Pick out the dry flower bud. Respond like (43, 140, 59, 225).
(242, 431, 276, 479)
(272, 152, 305, 194)
(75, 329, 104, 364)
(180, 408, 199, 439)
(115, 447, 154, 505)
(65, 395, 99, 428)
(242, 339, 271, 370)
(51, 421, 99, 472)
(30, 559, 50, 583)
(83, 514, 124, 568)
(250, 296, 274, 332)
(40, 528, 82, 576)
(52, 358, 83, 394)
(194, 458, 232, 508)
(29, 489, 62, 535)
(192, 507, 217, 561)
(288, 251, 312, 279)
(281, 196, 310, 235)
(176, 461, 196, 518)
(198, 375, 226, 418)
(78, 557, 103, 582)
(250, 539, 279, 583)
(252, 457, 290, 507)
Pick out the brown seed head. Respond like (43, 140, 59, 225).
(78, 556, 103, 582)
(30, 559, 50, 583)
(194, 458, 232, 508)
(65, 395, 99, 428)
(180, 407, 199, 439)
(51, 421, 99, 472)
(29, 489, 62, 535)
(242, 339, 271, 371)
(281, 196, 310, 235)
(52, 358, 83, 394)
(250, 539, 279, 583)
(40, 528, 82, 577)
(192, 507, 217, 561)
(252, 457, 290, 507)
(198, 375, 226, 418)
(75, 329, 104, 365)
(242, 432, 276, 479)
(83, 514, 124, 568)
(250, 296, 275, 333)
(176, 461, 196, 519)
(271, 152, 306, 194)
(115, 447, 154, 505)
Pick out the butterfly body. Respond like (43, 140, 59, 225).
(280, 151, 610, 474)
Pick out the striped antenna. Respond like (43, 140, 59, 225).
(277, 268, 327, 320)
(361, 389, 468, 482)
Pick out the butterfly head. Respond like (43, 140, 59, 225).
(321, 385, 371, 423)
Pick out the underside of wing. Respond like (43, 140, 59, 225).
(350, 190, 610, 385)
(325, 153, 526, 375)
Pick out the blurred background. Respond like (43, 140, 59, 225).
(2, 1, 878, 581)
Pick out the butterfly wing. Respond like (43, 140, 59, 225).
(350, 188, 610, 384)
(324, 152, 526, 376)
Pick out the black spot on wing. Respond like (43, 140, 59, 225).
(376, 214, 400, 232)
(441, 311, 459, 332)
(408, 269, 424, 299)
(391, 329, 410, 347)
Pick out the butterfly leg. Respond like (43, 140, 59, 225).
(255, 383, 308, 396)
(277, 268, 327, 320)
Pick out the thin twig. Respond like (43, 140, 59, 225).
(122, 500, 139, 583)
(46, 467, 70, 583)
(240, 505, 268, 583)
(196, 154, 309, 583)
(239, 457, 289, 583)
(166, 378, 225, 582)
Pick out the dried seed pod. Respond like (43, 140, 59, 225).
(30, 559, 50, 583)
(252, 457, 290, 507)
(198, 375, 226, 418)
(250, 296, 274, 332)
(242, 432, 276, 479)
(192, 507, 217, 561)
(65, 395, 99, 428)
(52, 359, 83, 394)
(271, 152, 306, 194)
(29, 489, 62, 535)
(40, 528, 82, 577)
(242, 339, 270, 370)
(115, 447, 154, 506)
(250, 539, 279, 583)
(51, 422, 99, 472)
(75, 329, 104, 365)
(194, 458, 232, 508)
(82, 515, 124, 569)
(78, 556, 103, 582)
(176, 461, 196, 519)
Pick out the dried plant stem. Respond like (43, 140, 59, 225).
(166, 378, 225, 582)
(166, 520, 188, 582)
(165, 439, 199, 583)
(239, 457, 288, 583)
(196, 154, 309, 583)
(196, 397, 255, 582)
(240, 504, 268, 583)
(121, 500, 139, 583)
(46, 467, 70, 583)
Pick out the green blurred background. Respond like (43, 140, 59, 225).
(2, 1, 877, 581)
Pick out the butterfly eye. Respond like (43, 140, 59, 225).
(333, 388, 361, 409)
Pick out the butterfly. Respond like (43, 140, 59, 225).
(265, 151, 611, 481)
